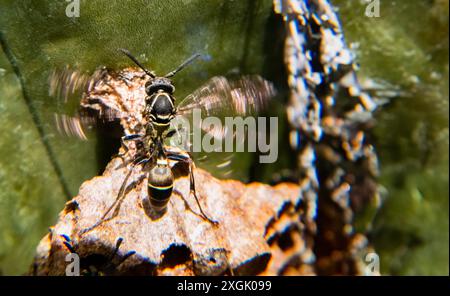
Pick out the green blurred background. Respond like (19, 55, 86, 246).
(0, 0, 448, 275)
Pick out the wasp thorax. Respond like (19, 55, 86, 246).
(147, 163, 174, 211)
(146, 91, 175, 127)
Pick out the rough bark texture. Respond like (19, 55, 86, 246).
(274, 0, 379, 275)
(31, 157, 313, 276)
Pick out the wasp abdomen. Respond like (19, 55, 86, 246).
(147, 164, 174, 211)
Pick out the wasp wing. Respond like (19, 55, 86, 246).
(170, 75, 276, 179)
(175, 75, 275, 142)
(177, 75, 274, 118)
(51, 67, 149, 139)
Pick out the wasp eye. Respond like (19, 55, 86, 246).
(145, 81, 153, 95)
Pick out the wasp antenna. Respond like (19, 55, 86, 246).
(118, 48, 156, 78)
(165, 53, 201, 78)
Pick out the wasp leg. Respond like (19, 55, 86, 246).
(165, 125, 191, 150)
(61, 234, 76, 253)
(167, 152, 218, 225)
(123, 134, 144, 141)
(115, 134, 144, 158)
(107, 237, 136, 269)
(106, 158, 149, 220)
(80, 157, 149, 235)
(165, 129, 177, 139)
(62, 234, 136, 275)
(165, 125, 187, 138)
(188, 160, 219, 225)
(113, 134, 146, 170)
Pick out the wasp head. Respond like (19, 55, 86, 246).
(145, 77, 175, 96)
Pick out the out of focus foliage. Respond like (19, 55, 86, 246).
(335, 0, 449, 275)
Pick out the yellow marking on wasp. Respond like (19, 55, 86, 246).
(157, 159, 168, 165)
(153, 121, 170, 126)
(148, 184, 173, 190)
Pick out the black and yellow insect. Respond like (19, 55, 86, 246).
(115, 48, 216, 222)
(78, 48, 275, 234)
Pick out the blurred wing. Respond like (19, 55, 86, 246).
(176, 75, 275, 140)
(170, 75, 276, 179)
(50, 67, 103, 140)
(177, 75, 275, 118)
(50, 67, 149, 140)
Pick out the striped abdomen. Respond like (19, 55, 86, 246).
(147, 163, 174, 212)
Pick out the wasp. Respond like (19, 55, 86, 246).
(82, 49, 218, 234)
(77, 48, 275, 233)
